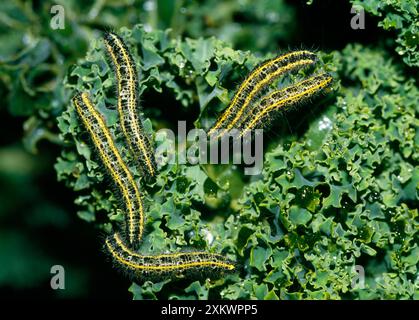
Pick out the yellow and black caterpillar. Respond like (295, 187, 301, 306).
(73, 92, 145, 248)
(106, 233, 235, 279)
(209, 50, 332, 140)
(103, 32, 157, 178)
(239, 72, 333, 137)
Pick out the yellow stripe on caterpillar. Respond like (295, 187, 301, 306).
(112, 232, 229, 260)
(72, 92, 145, 247)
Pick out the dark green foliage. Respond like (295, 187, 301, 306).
(351, 0, 418, 67)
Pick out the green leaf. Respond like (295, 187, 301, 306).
(250, 246, 272, 272)
(289, 206, 312, 226)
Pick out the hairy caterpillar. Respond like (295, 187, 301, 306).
(72, 92, 145, 248)
(72, 92, 235, 278)
(240, 72, 333, 137)
(106, 233, 235, 278)
(103, 32, 157, 178)
(209, 50, 318, 139)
